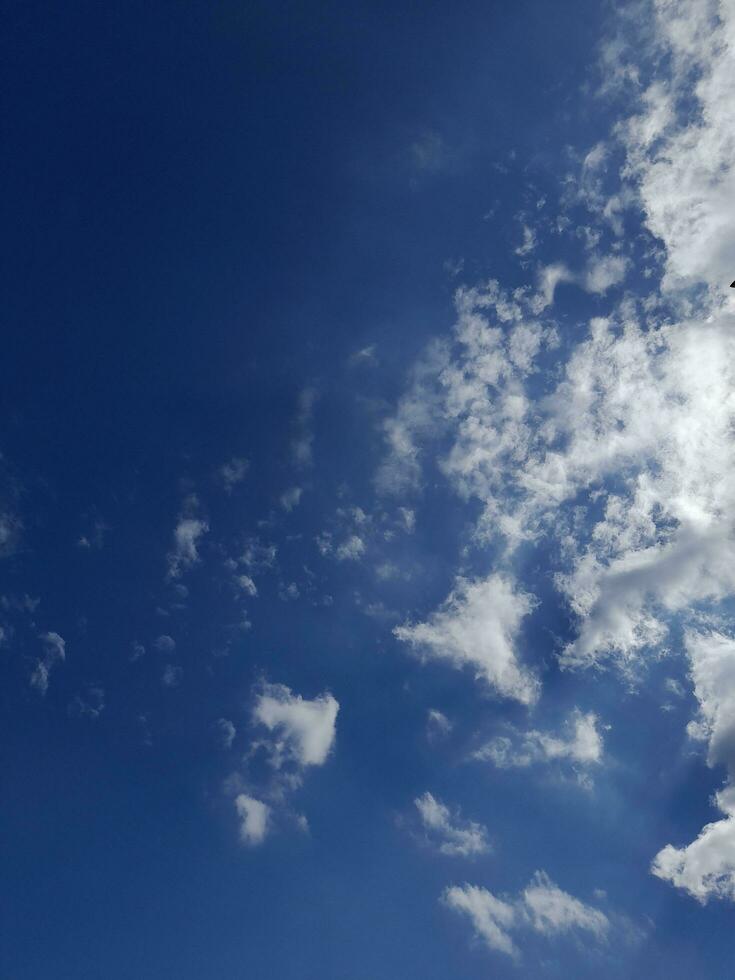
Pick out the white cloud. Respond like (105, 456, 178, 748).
(522, 871, 609, 939)
(167, 507, 209, 580)
(394, 574, 539, 705)
(236, 574, 258, 597)
(253, 682, 339, 768)
(444, 872, 608, 959)
(335, 534, 366, 561)
(235, 793, 270, 846)
(30, 631, 66, 695)
(68, 685, 105, 720)
(474, 709, 604, 770)
(414, 792, 490, 857)
(515, 224, 537, 258)
(348, 344, 379, 368)
(215, 718, 236, 749)
(426, 708, 453, 741)
(443, 883, 519, 958)
(652, 631, 735, 901)
(615, 0, 735, 294)
(375, 340, 450, 495)
(280, 486, 303, 512)
(225, 682, 339, 845)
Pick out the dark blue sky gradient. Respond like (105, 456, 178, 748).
(2, 2, 731, 978)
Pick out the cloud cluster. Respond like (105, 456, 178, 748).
(473, 709, 604, 771)
(444, 872, 608, 959)
(377, 0, 735, 909)
(414, 792, 490, 857)
(652, 631, 735, 901)
(231, 682, 339, 846)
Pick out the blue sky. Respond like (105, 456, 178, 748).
(4, 0, 735, 976)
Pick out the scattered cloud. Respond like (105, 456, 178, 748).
(219, 457, 249, 493)
(236, 574, 258, 597)
(473, 709, 604, 771)
(68, 685, 105, 720)
(235, 793, 270, 846)
(162, 664, 182, 688)
(652, 631, 735, 901)
(348, 345, 379, 368)
(443, 871, 609, 960)
(394, 574, 539, 705)
(280, 486, 303, 512)
(292, 387, 318, 468)
(167, 498, 209, 580)
(253, 682, 339, 769)
(426, 708, 453, 741)
(414, 792, 490, 857)
(30, 631, 66, 695)
(215, 718, 237, 750)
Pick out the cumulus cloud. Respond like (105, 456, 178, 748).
(652, 631, 735, 901)
(443, 872, 608, 959)
(225, 682, 339, 845)
(235, 793, 270, 846)
(614, 0, 735, 293)
(236, 574, 258, 597)
(414, 792, 490, 857)
(394, 574, 539, 705)
(167, 499, 209, 580)
(30, 631, 66, 695)
(473, 709, 604, 770)
(444, 883, 519, 957)
(253, 682, 339, 768)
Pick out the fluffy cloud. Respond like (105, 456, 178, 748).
(652, 786, 735, 902)
(444, 883, 519, 957)
(522, 871, 609, 939)
(473, 709, 604, 770)
(253, 682, 339, 768)
(414, 792, 490, 857)
(615, 0, 735, 293)
(235, 793, 270, 846)
(167, 499, 209, 580)
(394, 574, 539, 705)
(227, 682, 339, 845)
(652, 631, 735, 901)
(443, 872, 608, 959)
